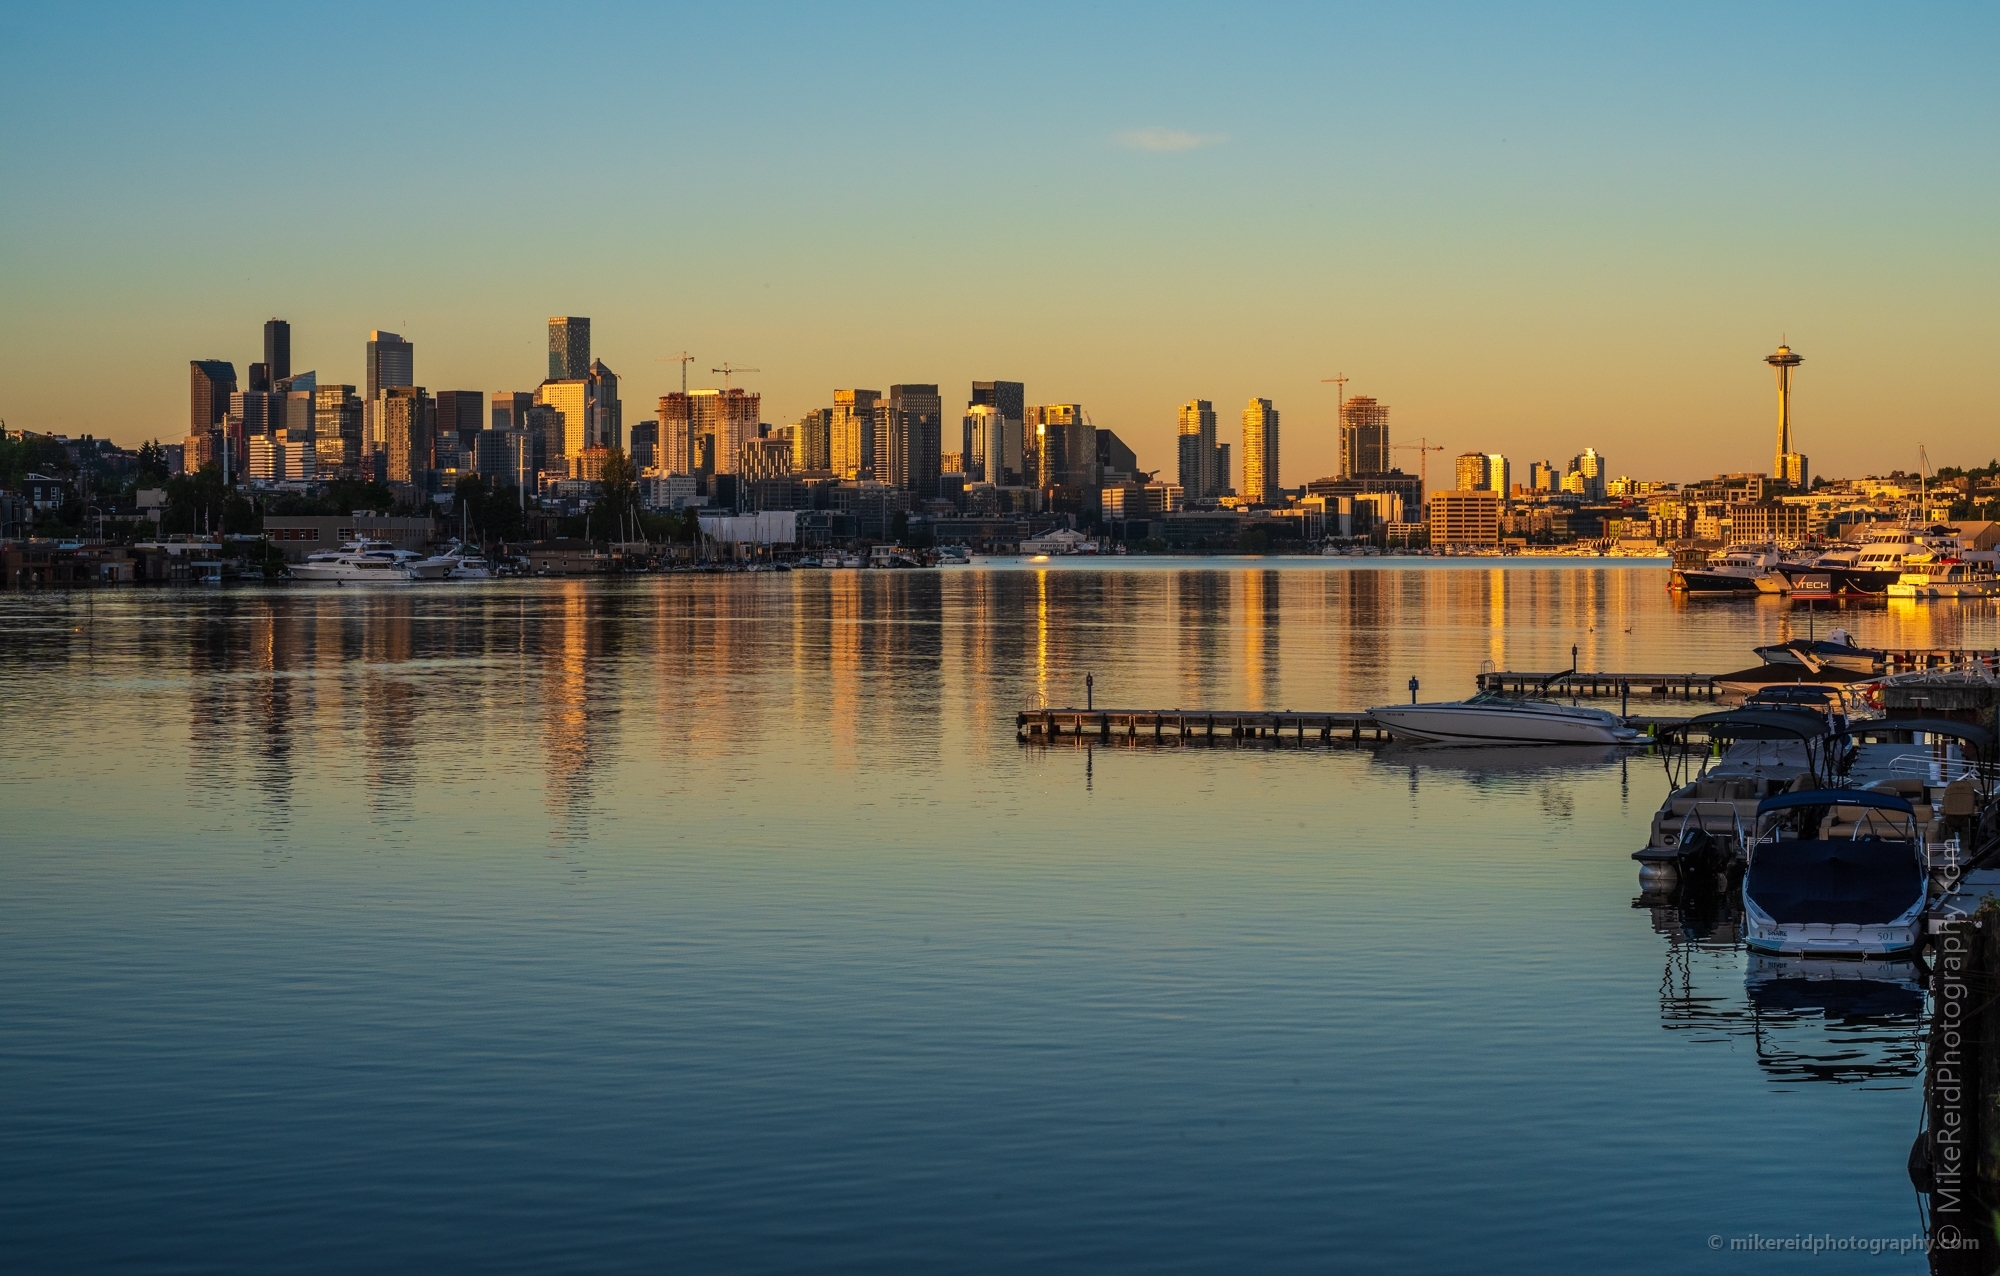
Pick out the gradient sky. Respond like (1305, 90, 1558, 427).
(1, 2, 1993, 482)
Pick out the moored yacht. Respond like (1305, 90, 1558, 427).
(293, 539, 455, 582)
(1887, 559, 2000, 598)
(1672, 544, 1786, 594)
(1786, 524, 1964, 595)
(1367, 691, 1644, 745)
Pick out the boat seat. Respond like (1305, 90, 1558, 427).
(1942, 778, 1980, 818)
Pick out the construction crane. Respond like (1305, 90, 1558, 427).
(655, 352, 695, 397)
(712, 363, 760, 391)
(1392, 438, 1445, 494)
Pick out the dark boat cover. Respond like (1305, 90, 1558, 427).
(1745, 840, 1925, 925)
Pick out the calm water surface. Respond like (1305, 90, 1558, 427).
(4, 560, 1992, 1272)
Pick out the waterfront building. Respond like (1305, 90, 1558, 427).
(831, 389, 881, 480)
(435, 390, 485, 454)
(549, 317, 590, 381)
(1242, 398, 1279, 506)
(264, 318, 291, 384)
(1339, 396, 1390, 478)
(1430, 490, 1501, 546)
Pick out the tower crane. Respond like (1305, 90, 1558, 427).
(712, 363, 760, 391)
(655, 352, 695, 397)
(1392, 438, 1444, 494)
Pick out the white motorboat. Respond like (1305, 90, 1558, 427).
(1367, 691, 1644, 745)
(1751, 628, 1882, 674)
(438, 539, 497, 580)
(1740, 789, 1927, 958)
(292, 538, 455, 582)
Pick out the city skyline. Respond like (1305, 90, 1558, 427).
(2, 5, 1994, 480)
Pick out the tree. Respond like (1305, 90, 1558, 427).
(598, 447, 637, 519)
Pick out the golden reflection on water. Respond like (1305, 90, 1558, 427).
(75, 563, 2000, 852)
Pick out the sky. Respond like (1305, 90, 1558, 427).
(1, 1, 1994, 483)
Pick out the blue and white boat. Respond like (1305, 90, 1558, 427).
(1741, 789, 1927, 958)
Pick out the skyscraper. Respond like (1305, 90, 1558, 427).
(1486, 454, 1511, 496)
(831, 389, 881, 480)
(549, 317, 590, 381)
(1029, 404, 1094, 491)
(794, 408, 833, 472)
(1177, 399, 1218, 499)
(435, 391, 485, 454)
(314, 385, 363, 475)
(1242, 398, 1279, 505)
(366, 331, 413, 401)
(379, 386, 433, 484)
(190, 360, 236, 436)
(886, 384, 942, 496)
(587, 359, 622, 451)
(535, 379, 589, 472)
(264, 319, 291, 383)
(490, 391, 534, 433)
(657, 393, 695, 475)
(1339, 396, 1389, 477)
(707, 388, 760, 478)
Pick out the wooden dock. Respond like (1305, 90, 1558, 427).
(1476, 670, 1719, 700)
(1018, 708, 1393, 744)
(1017, 706, 1707, 746)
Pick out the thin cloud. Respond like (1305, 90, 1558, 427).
(1114, 127, 1227, 153)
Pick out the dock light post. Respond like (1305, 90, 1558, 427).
(1408, 676, 1420, 704)
(1086, 673, 1094, 710)
(1571, 644, 1578, 673)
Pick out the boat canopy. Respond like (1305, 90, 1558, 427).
(1852, 717, 1995, 749)
(1666, 707, 1840, 741)
(1756, 789, 1914, 817)
(1745, 840, 1925, 925)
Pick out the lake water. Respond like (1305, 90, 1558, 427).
(4, 560, 1992, 1273)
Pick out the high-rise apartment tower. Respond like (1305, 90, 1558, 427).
(1242, 398, 1279, 505)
